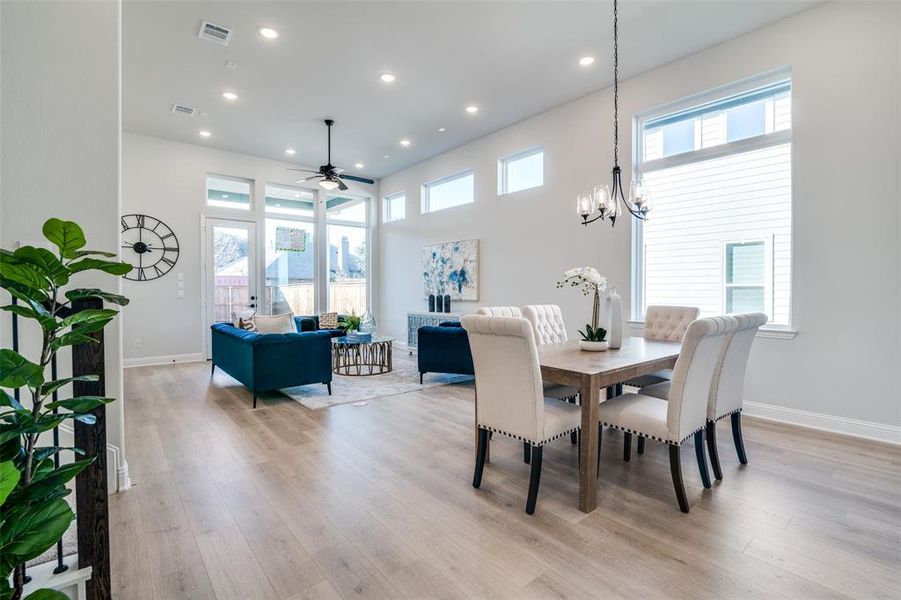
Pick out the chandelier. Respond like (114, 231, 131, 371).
(578, 0, 650, 227)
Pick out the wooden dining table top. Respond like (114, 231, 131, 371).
(537, 336, 682, 388)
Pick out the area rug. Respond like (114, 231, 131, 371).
(280, 352, 473, 410)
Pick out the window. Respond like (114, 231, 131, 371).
(265, 184, 315, 218)
(422, 171, 474, 213)
(724, 241, 767, 314)
(326, 195, 368, 315)
(383, 192, 406, 223)
(264, 218, 315, 316)
(634, 71, 792, 328)
(498, 147, 543, 194)
(206, 174, 252, 210)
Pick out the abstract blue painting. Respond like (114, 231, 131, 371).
(422, 239, 479, 301)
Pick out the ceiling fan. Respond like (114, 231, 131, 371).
(289, 119, 375, 191)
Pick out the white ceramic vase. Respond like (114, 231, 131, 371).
(606, 285, 623, 349)
(579, 340, 609, 352)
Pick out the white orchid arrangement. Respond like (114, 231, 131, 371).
(557, 267, 607, 296)
(557, 266, 607, 330)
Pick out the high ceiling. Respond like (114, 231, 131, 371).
(124, 1, 816, 179)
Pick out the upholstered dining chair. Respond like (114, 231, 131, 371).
(598, 316, 736, 513)
(523, 304, 581, 452)
(624, 305, 701, 389)
(476, 306, 522, 317)
(462, 314, 582, 515)
(642, 312, 766, 480)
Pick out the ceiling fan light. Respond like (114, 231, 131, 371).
(319, 179, 339, 190)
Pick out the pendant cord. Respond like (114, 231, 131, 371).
(613, 0, 619, 168)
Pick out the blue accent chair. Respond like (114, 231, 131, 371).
(210, 323, 333, 408)
(417, 322, 474, 384)
(295, 315, 348, 338)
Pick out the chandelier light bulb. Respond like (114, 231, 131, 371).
(577, 192, 593, 218)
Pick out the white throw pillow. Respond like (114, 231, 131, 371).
(252, 313, 296, 334)
(231, 309, 256, 330)
(318, 312, 339, 329)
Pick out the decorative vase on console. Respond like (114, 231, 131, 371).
(428, 294, 436, 312)
(436, 295, 444, 312)
(606, 285, 623, 349)
(443, 294, 451, 313)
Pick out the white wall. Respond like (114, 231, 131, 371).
(121, 132, 378, 364)
(1, 0, 130, 487)
(379, 2, 901, 434)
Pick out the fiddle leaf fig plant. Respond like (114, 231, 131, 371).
(0, 218, 131, 600)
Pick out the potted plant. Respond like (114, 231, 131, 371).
(578, 324, 609, 352)
(0, 218, 131, 600)
(557, 267, 608, 351)
(338, 312, 361, 332)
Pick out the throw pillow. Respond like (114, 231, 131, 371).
(318, 312, 339, 330)
(253, 313, 296, 334)
(231, 310, 256, 330)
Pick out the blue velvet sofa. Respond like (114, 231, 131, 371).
(210, 323, 333, 408)
(295, 314, 349, 338)
(417, 322, 474, 384)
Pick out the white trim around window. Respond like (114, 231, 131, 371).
(421, 170, 475, 213)
(497, 145, 544, 195)
(382, 191, 406, 223)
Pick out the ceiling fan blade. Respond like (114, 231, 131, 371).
(336, 178, 349, 191)
(287, 168, 321, 173)
(332, 167, 345, 175)
(294, 175, 322, 183)
(340, 174, 376, 185)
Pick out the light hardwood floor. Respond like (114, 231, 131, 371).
(112, 361, 901, 600)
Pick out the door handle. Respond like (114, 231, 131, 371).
(248, 295, 256, 308)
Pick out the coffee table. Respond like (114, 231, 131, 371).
(332, 335, 395, 376)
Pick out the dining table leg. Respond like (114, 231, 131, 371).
(578, 374, 600, 513)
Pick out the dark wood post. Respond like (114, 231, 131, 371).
(71, 297, 112, 600)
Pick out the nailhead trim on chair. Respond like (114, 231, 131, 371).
(599, 421, 705, 445)
(478, 424, 581, 447)
(712, 407, 742, 423)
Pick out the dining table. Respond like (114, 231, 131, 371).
(537, 336, 682, 513)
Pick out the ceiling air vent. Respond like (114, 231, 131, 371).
(198, 21, 232, 46)
(170, 104, 197, 117)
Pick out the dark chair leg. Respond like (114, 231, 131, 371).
(731, 412, 748, 464)
(326, 382, 332, 396)
(669, 444, 689, 513)
(525, 445, 543, 514)
(597, 426, 603, 476)
(706, 421, 723, 480)
(694, 430, 711, 489)
(523, 442, 531, 464)
(210, 361, 215, 376)
(473, 428, 488, 488)
(623, 432, 632, 462)
(637, 437, 645, 455)
(252, 393, 257, 409)
(569, 396, 578, 445)
(615, 383, 623, 396)
(420, 372, 424, 384)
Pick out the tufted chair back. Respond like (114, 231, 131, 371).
(665, 316, 736, 442)
(476, 306, 522, 318)
(708, 312, 767, 421)
(461, 315, 545, 443)
(643, 306, 701, 342)
(523, 304, 568, 345)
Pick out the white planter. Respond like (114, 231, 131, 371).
(579, 340, 609, 352)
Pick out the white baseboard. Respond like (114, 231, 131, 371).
(123, 352, 204, 368)
(58, 425, 128, 492)
(743, 401, 901, 445)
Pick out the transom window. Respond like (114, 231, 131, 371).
(265, 183, 315, 218)
(206, 174, 252, 210)
(383, 192, 406, 223)
(498, 146, 544, 195)
(633, 70, 792, 329)
(422, 171, 474, 213)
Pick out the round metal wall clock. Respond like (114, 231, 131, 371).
(120, 213, 179, 281)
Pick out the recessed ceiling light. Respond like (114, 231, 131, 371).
(379, 73, 396, 83)
(199, 130, 212, 138)
(399, 139, 411, 147)
(259, 27, 279, 40)
(384, 155, 390, 159)
(285, 148, 296, 155)
(222, 91, 238, 101)
(438, 127, 447, 132)
(354, 162, 364, 169)
(465, 105, 479, 114)
(579, 56, 596, 66)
